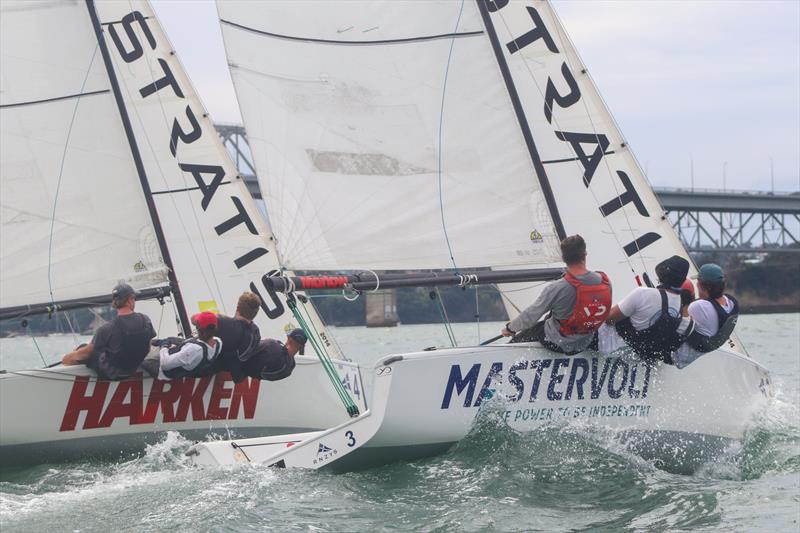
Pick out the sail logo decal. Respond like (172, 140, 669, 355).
(440, 357, 652, 410)
(485, 1, 662, 257)
(317, 443, 333, 454)
(105, 10, 286, 320)
(59, 373, 260, 431)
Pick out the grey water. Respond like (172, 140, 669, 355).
(1, 315, 798, 532)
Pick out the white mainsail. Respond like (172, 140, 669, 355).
(0, 0, 169, 310)
(218, 0, 563, 271)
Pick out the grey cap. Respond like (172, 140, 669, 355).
(111, 282, 137, 300)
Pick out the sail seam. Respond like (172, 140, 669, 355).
(221, 19, 483, 46)
(542, 151, 615, 165)
(0, 89, 109, 109)
(150, 181, 233, 195)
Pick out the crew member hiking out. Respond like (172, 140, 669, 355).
(671, 263, 740, 368)
(214, 292, 262, 383)
(61, 283, 156, 379)
(239, 328, 308, 382)
(601, 255, 692, 364)
(155, 311, 223, 380)
(501, 235, 611, 355)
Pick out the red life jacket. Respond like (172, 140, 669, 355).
(558, 271, 611, 336)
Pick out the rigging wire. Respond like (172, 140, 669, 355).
(47, 43, 100, 306)
(436, 0, 466, 274)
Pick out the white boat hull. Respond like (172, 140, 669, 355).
(0, 356, 366, 466)
(188, 344, 772, 473)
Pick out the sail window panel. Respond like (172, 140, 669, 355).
(0, 1, 110, 107)
(0, 95, 168, 309)
(223, 6, 562, 271)
(217, 0, 485, 43)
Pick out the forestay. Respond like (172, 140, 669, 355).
(218, 0, 563, 271)
(0, 0, 168, 310)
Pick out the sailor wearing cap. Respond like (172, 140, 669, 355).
(672, 264, 740, 368)
(62, 283, 156, 379)
(157, 311, 223, 380)
(239, 328, 308, 382)
(601, 256, 693, 364)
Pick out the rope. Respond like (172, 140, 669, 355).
(474, 285, 481, 344)
(286, 298, 359, 417)
(433, 287, 457, 347)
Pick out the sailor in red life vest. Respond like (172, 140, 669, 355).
(501, 235, 612, 355)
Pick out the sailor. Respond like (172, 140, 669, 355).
(501, 235, 612, 355)
(214, 291, 263, 382)
(672, 264, 740, 368)
(239, 328, 308, 381)
(157, 311, 223, 380)
(62, 283, 156, 379)
(602, 255, 692, 364)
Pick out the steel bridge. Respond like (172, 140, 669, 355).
(216, 124, 800, 254)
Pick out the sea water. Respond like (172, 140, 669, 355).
(1, 314, 798, 532)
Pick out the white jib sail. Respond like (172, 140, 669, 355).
(0, 0, 169, 311)
(88, 0, 341, 355)
(217, 0, 564, 272)
(480, 1, 744, 353)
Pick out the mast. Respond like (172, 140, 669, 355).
(84, 0, 191, 335)
(475, 0, 566, 241)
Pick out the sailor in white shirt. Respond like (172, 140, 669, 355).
(159, 311, 223, 380)
(672, 264, 739, 368)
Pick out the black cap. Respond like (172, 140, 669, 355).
(655, 256, 690, 287)
(288, 328, 307, 355)
(111, 282, 137, 300)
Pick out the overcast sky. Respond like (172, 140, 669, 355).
(151, 0, 800, 193)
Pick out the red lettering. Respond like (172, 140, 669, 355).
(98, 376, 144, 428)
(175, 377, 211, 422)
(206, 373, 234, 420)
(60, 376, 110, 431)
(229, 377, 261, 419)
(139, 378, 183, 424)
(298, 276, 348, 289)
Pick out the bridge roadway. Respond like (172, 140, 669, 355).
(653, 187, 800, 214)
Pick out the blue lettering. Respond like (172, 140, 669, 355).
(607, 359, 629, 399)
(507, 360, 529, 403)
(628, 364, 642, 398)
(547, 358, 570, 400)
(474, 362, 504, 407)
(565, 357, 589, 400)
(441, 364, 481, 409)
(641, 364, 652, 399)
(590, 357, 612, 399)
(528, 359, 552, 402)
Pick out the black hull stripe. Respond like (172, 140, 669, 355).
(0, 89, 110, 110)
(222, 19, 483, 46)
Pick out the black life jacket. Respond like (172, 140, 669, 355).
(258, 339, 296, 381)
(615, 289, 687, 364)
(162, 338, 221, 379)
(685, 295, 739, 353)
(102, 314, 154, 375)
(216, 316, 260, 362)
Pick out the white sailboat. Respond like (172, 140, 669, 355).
(187, 0, 772, 472)
(0, 0, 366, 466)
